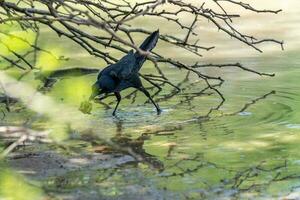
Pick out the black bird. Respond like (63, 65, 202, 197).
(89, 30, 161, 116)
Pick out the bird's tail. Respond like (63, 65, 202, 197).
(134, 30, 159, 71)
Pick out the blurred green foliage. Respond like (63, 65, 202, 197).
(0, 166, 44, 200)
(0, 23, 35, 56)
(36, 49, 61, 76)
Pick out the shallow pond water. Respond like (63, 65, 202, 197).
(1, 1, 300, 199)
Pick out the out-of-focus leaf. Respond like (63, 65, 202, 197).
(36, 49, 61, 75)
(79, 100, 93, 114)
(0, 31, 35, 52)
(0, 169, 44, 200)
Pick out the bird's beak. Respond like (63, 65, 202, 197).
(89, 92, 97, 101)
(89, 89, 105, 101)
(89, 90, 99, 101)
(98, 93, 106, 99)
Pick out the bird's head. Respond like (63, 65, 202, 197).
(89, 75, 117, 101)
(89, 82, 105, 101)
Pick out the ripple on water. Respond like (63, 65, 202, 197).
(204, 87, 300, 133)
(244, 92, 299, 128)
(238, 111, 252, 116)
(91, 106, 177, 130)
(286, 124, 300, 129)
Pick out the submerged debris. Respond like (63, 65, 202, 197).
(79, 101, 93, 114)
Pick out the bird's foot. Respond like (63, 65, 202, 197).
(156, 108, 162, 115)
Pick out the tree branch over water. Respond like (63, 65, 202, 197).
(0, 0, 283, 103)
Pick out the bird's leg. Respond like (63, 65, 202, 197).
(112, 92, 121, 116)
(139, 87, 161, 115)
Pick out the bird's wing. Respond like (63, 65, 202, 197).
(97, 50, 136, 80)
(113, 74, 142, 92)
(97, 64, 117, 80)
(112, 50, 136, 79)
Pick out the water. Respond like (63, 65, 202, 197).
(43, 40, 300, 199)
(1, 1, 300, 199)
